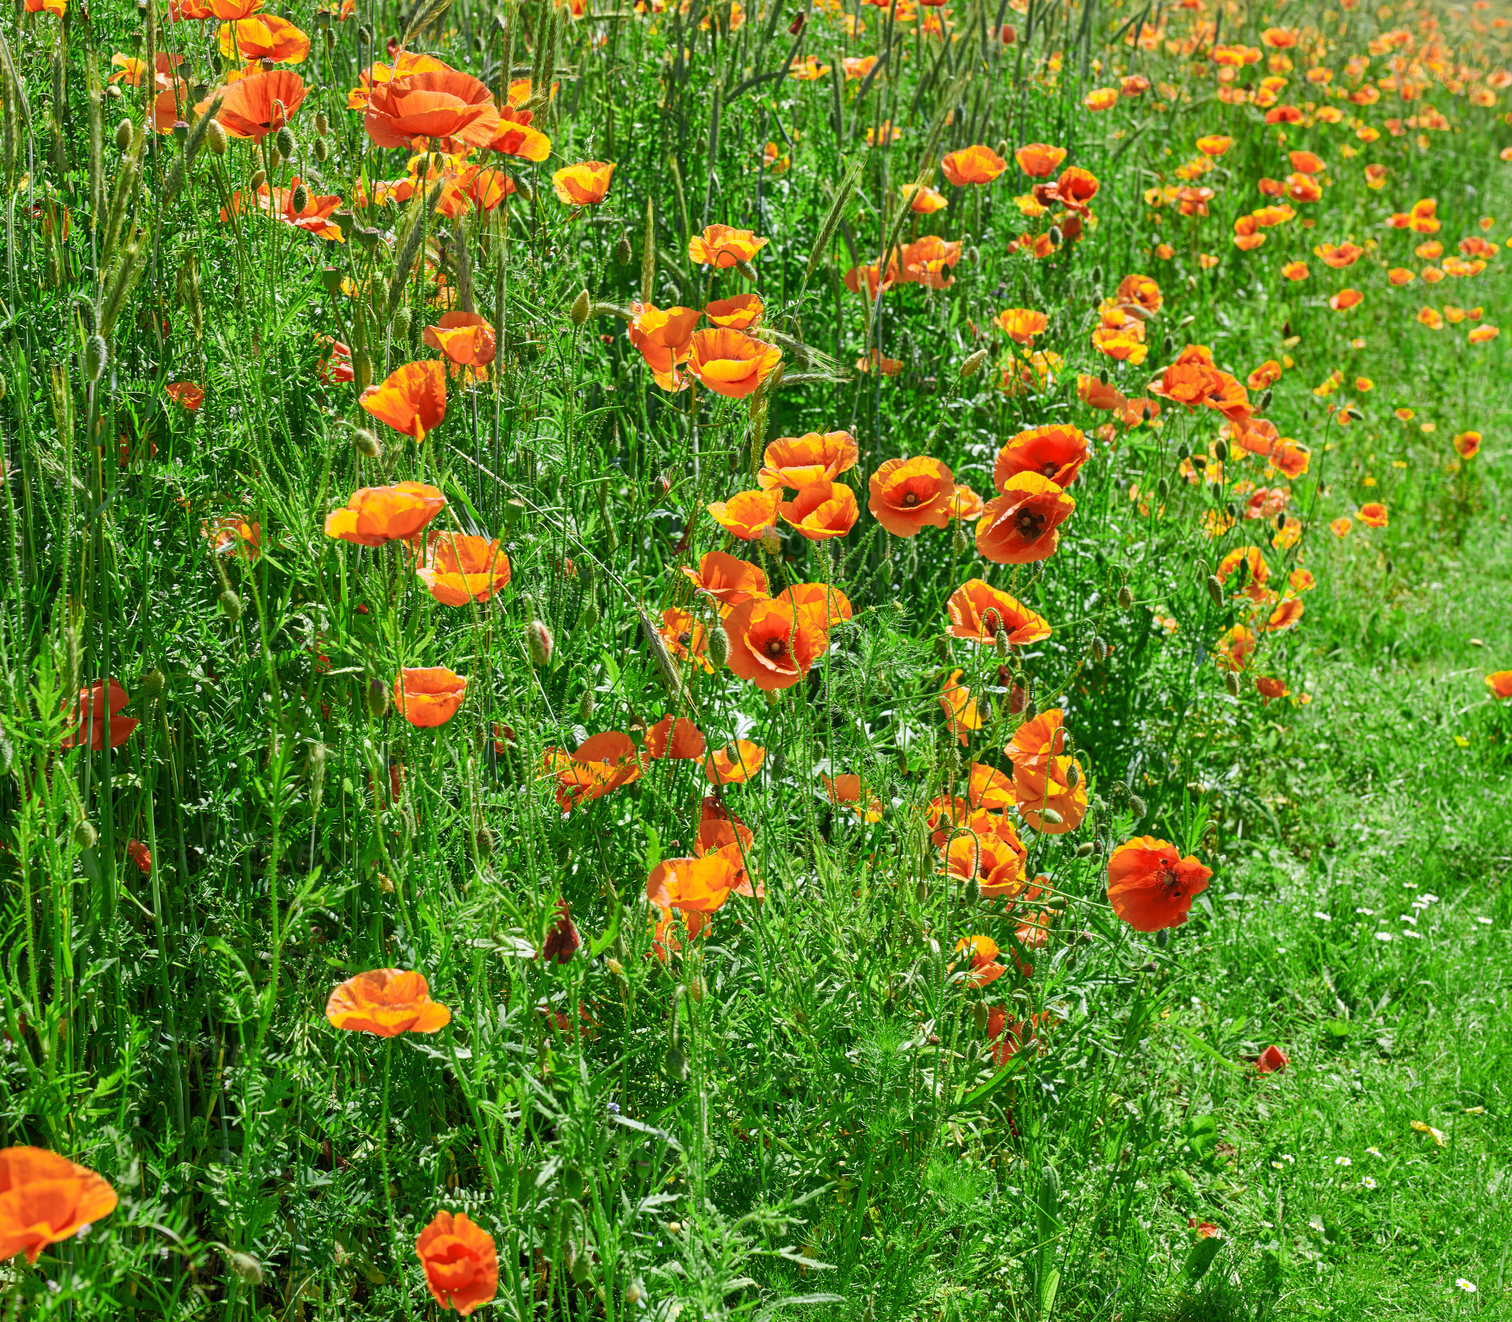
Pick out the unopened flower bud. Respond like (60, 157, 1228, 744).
(578, 598, 601, 631)
(1038, 807, 1064, 825)
(615, 234, 632, 265)
(390, 307, 412, 342)
(1090, 636, 1108, 662)
(315, 112, 329, 137)
(706, 623, 729, 669)
(139, 668, 166, 699)
(994, 627, 1009, 658)
(625, 1281, 645, 1305)
(960, 348, 989, 379)
(367, 676, 390, 718)
(1205, 575, 1224, 607)
(314, 137, 330, 163)
(1128, 792, 1148, 817)
(1213, 439, 1229, 463)
(1117, 585, 1133, 609)
(73, 819, 99, 850)
(206, 120, 229, 155)
(354, 428, 382, 458)
(527, 619, 554, 667)
(576, 689, 596, 723)
(249, 168, 266, 191)
(1065, 761, 1081, 789)
(735, 259, 758, 282)
(1075, 841, 1095, 857)
(114, 118, 134, 152)
(1224, 670, 1240, 696)
(291, 183, 310, 213)
(1258, 387, 1273, 412)
(474, 826, 496, 857)
(1048, 225, 1063, 247)
(569, 290, 591, 326)
(758, 527, 782, 556)
(230, 1252, 264, 1286)
(218, 589, 243, 622)
(275, 126, 296, 159)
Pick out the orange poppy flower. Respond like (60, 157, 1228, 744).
(646, 853, 738, 914)
(867, 456, 956, 536)
(688, 224, 769, 268)
(1106, 837, 1212, 931)
(1053, 166, 1099, 212)
(658, 608, 715, 673)
(204, 514, 262, 560)
(946, 579, 1050, 646)
(360, 361, 447, 441)
(61, 677, 138, 750)
(415, 1211, 498, 1316)
(680, 551, 768, 612)
(996, 307, 1048, 343)
(1453, 431, 1482, 458)
(1216, 546, 1270, 600)
(486, 108, 552, 161)
(347, 53, 450, 109)
(1078, 374, 1127, 411)
(1358, 502, 1388, 528)
(645, 715, 706, 760)
(1281, 260, 1309, 281)
(940, 810, 1028, 895)
(822, 773, 884, 823)
(541, 731, 646, 810)
(199, 68, 305, 140)
(1271, 439, 1310, 478)
(551, 161, 615, 205)
(703, 739, 765, 785)
(223, 175, 344, 239)
(757, 431, 860, 490)
(414, 531, 510, 606)
(627, 303, 703, 374)
(1215, 625, 1257, 672)
(165, 381, 205, 410)
(780, 481, 859, 540)
(947, 485, 985, 521)
(724, 596, 831, 691)
(941, 144, 1007, 185)
(364, 69, 499, 150)
(424, 312, 497, 370)
(394, 667, 467, 728)
(902, 183, 948, 213)
(1486, 672, 1512, 700)
(707, 488, 781, 540)
(1330, 516, 1353, 538)
(1013, 753, 1087, 834)
(0, 1148, 118, 1265)
(953, 935, 1007, 987)
(993, 424, 1088, 490)
(1288, 149, 1323, 175)
(1084, 87, 1118, 111)
(218, 14, 309, 62)
(704, 293, 764, 330)
(325, 482, 446, 546)
(325, 969, 452, 1036)
(1015, 143, 1067, 177)
(976, 472, 1075, 564)
(1260, 598, 1304, 633)
(686, 329, 781, 398)
(1196, 134, 1233, 156)
(898, 235, 962, 288)
(1329, 288, 1363, 311)
(940, 669, 983, 744)
(1315, 241, 1363, 268)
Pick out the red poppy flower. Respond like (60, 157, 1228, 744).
(199, 68, 306, 141)
(325, 482, 446, 546)
(325, 969, 452, 1035)
(724, 596, 831, 691)
(686, 329, 782, 398)
(680, 551, 769, 612)
(757, 431, 860, 490)
(62, 678, 139, 750)
(365, 69, 499, 150)
(413, 531, 510, 606)
(540, 731, 647, 810)
(645, 715, 706, 760)
(993, 424, 1089, 490)
(688, 224, 768, 268)
(779, 481, 860, 540)
(867, 456, 956, 536)
(975, 473, 1075, 563)
(946, 580, 1050, 646)
(394, 667, 467, 728)
(1106, 836, 1213, 931)
(360, 360, 447, 441)
(0, 1148, 119, 1265)
(415, 1211, 498, 1316)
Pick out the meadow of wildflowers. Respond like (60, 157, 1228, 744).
(1, 0, 1510, 1315)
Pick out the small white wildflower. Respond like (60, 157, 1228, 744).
(1402, 881, 1418, 889)
(1365, 1146, 1384, 1158)
(1421, 893, 1439, 904)
(1476, 917, 1492, 926)
(1361, 1176, 1377, 1189)
(1335, 1156, 1352, 1167)
(76, 1223, 93, 1239)
(1375, 932, 1395, 942)
(1313, 911, 1332, 922)
(1456, 1279, 1477, 1294)
(1402, 929, 1423, 939)
(1356, 906, 1374, 915)
(1282, 1153, 1296, 1164)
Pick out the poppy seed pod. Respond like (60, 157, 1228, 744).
(114, 118, 133, 152)
(527, 619, 554, 667)
(353, 429, 382, 458)
(219, 589, 243, 622)
(73, 819, 99, 850)
(366, 676, 390, 718)
(570, 290, 591, 326)
(84, 335, 109, 383)
(275, 126, 296, 158)
(960, 348, 989, 378)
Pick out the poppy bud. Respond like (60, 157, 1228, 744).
(576, 689, 596, 723)
(474, 826, 496, 856)
(219, 589, 242, 622)
(315, 112, 329, 137)
(527, 619, 554, 667)
(579, 598, 600, 631)
(114, 117, 133, 152)
(1118, 585, 1133, 610)
(275, 126, 296, 159)
(291, 183, 310, 213)
(1213, 439, 1229, 462)
(570, 290, 591, 326)
(963, 876, 980, 905)
(664, 1043, 689, 1082)
(1065, 762, 1080, 789)
(735, 259, 758, 282)
(140, 668, 166, 699)
(1223, 671, 1240, 696)
(1275, 512, 1286, 531)
(1039, 807, 1064, 825)
(1205, 574, 1224, 606)
(84, 334, 109, 383)
(230, 1252, 264, 1286)
(314, 138, 330, 163)
(307, 741, 327, 807)
(698, 621, 727, 670)
(1048, 225, 1063, 247)
(249, 168, 267, 191)
(73, 819, 99, 850)
(367, 676, 390, 718)
(965, 246, 979, 266)
(206, 119, 229, 155)
(626, 1281, 646, 1305)
(1155, 477, 1170, 499)
(391, 307, 412, 343)
(351, 428, 381, 460)
(1091, 636, 1108, 662)
(959, 348, 989, 379)
(972, 1002, 989, 1034)
(1258, 388, 1273, 412)
(758, 527, 782, 557)
(1176, 443, 1190, 461)
(615, 233, 632, 265)
(994, 628, 1009, 658)
(1075, 841, 1094, 857)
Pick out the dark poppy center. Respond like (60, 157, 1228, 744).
(901, 491, 921, 507)
(1015, 510, 1047, 539)
(1041, 461, 1059, 477)
(763, 636, 786, 659)
(678, 631, 692, 647)
(1157, 859, 1184, 899)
